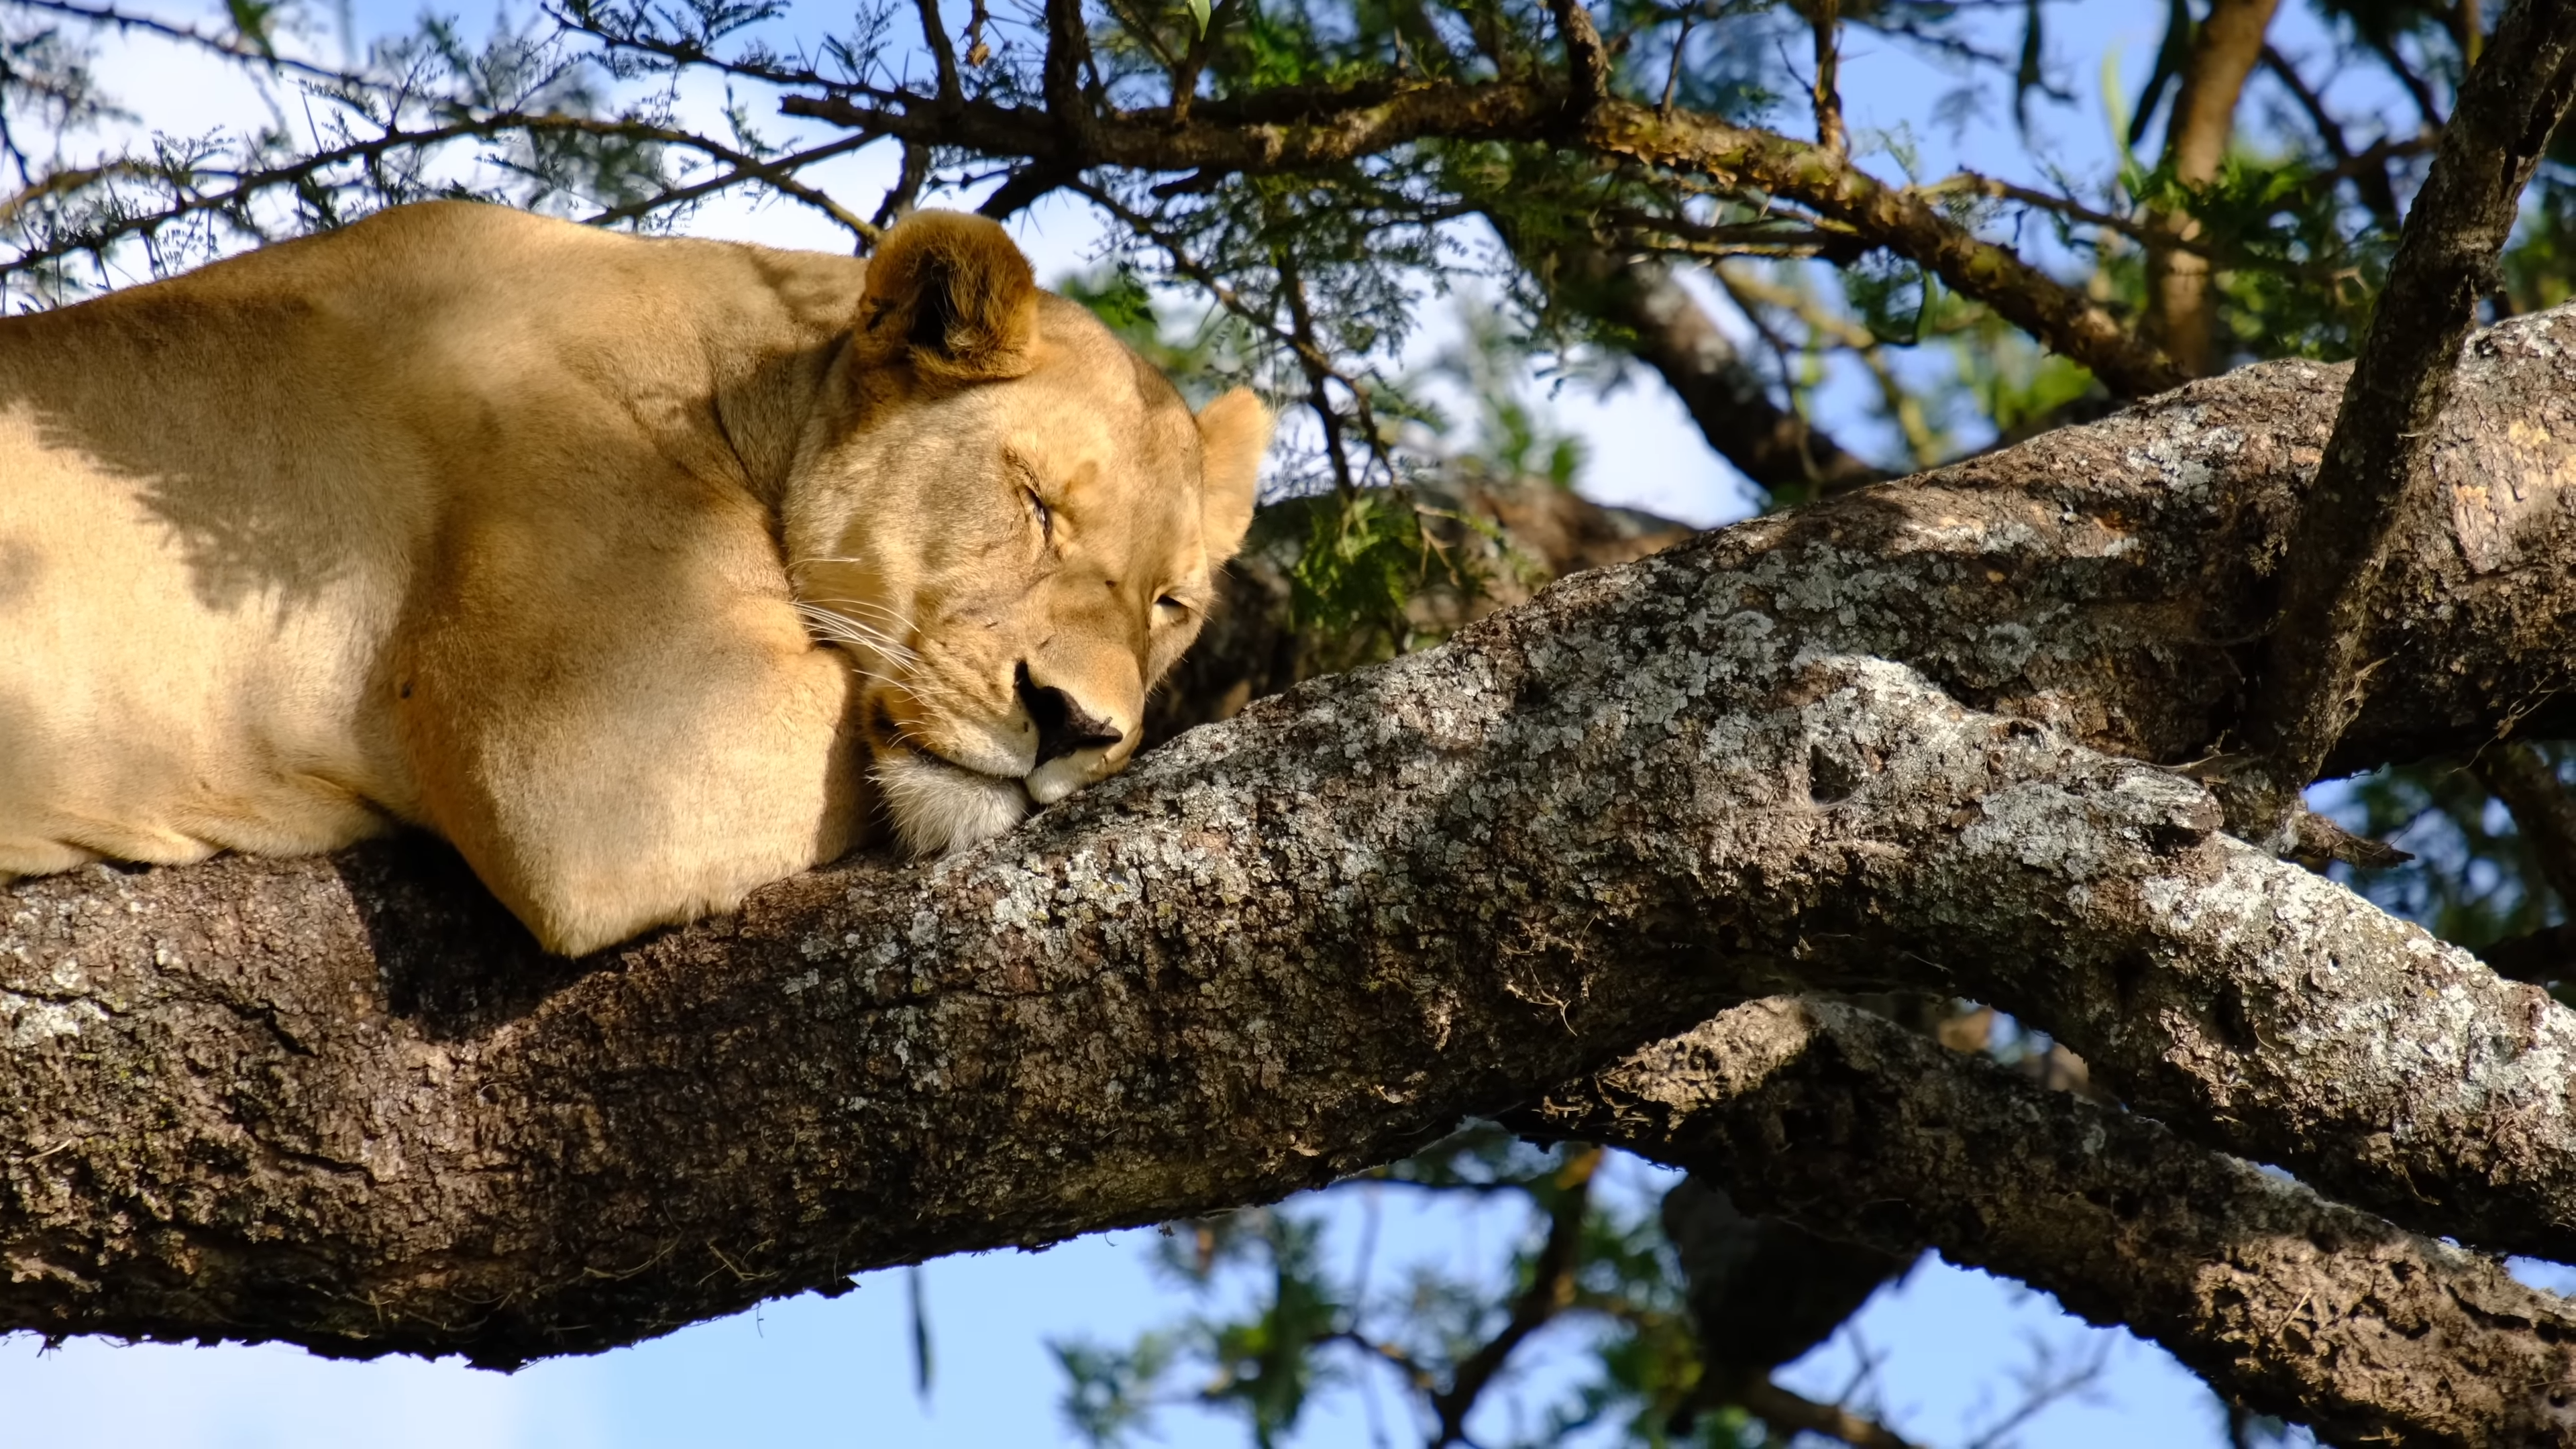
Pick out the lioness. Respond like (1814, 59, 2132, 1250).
(0, 202, 1269, 954)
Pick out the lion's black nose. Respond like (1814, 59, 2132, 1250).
(1017, 663, 1125, 766)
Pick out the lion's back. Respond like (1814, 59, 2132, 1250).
(0, 202, 861, 877)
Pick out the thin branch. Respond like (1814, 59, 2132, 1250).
(1715, 263, 1938, 468)
(1042, 0, 1097, 146)
(2480, 921, 2576, 983)
(2261, 42, 2400, 219)
(11, 0, 376, 91)
(546, 3, 848, 92)
(2144, 0, 2282, 379)
(1068, 177, 1399, 489)
(1807, 0, 1846, 156)
(0, 157, 156, 227)
(1921, 172, 2183, 254)
(1167, 0, 1230, 125)
(781, 85, 2189, 395)
(1, 113, 879, 275)
(1735, 1378, 1921, 1449)
(975, 162, 1069, 218)
(586, 131, 882, 244)
(1427, 1146, 1600, 1445)
(915, 0, 963, 105)
(2364, 28, 2447, 131)
(1597, 203, 1860, 256)
(2225, 0, 2576, 848)
(2476, 741, 2576, 924)
(1658, 12, 1691, 117)
(875, 140, 933, 231)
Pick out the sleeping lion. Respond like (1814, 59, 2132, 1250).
(0, 202, 1270, 954)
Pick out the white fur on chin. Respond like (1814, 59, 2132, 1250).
(875, 749, 1032, 856)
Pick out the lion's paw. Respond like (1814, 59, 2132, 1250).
(875, 751, 1032, 857)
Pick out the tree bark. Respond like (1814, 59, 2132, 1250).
(13, 305, 2576, 1376)
(1521, 999, 2576, 1449)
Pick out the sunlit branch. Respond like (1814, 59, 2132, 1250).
(781, 83, 2188, 396)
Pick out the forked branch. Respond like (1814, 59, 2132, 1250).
(1518, 999, 2576, 1449)
(2226, 0, 2576, 847)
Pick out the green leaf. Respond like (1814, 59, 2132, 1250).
(1185, 0, 1212, 37)
(225, 0, 279, 55)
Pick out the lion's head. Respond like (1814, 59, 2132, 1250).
(782, 211, 1271, 857)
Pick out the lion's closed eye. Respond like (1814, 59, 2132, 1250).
(1005, 453, 1055, 543)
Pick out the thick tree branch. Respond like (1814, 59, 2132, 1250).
(15, 308, 2576, 1362)
(777, 85, 2187, 396)
(1519, 999, 2576, 1449)
(2230, 0, 2576, 845)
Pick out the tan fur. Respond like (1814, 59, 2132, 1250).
(0, 203, 1270, 954)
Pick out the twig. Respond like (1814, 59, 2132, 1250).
(2364, 28, 2447, 130)
(0, 159, 156, 227)
(2, 113, 880, 276)
(547, 1, 847, 91)
(1735, 1377, 1922, 1449)
(2261, 42, 2400, 219)
(1598, 202, 1858, 253)
(586, 131, 881, 244)
(1717, 263, 1939, 468)
(1276, 247, 1356, 497)
(13, 0, 376, 90)
(1659, 13, 1692, 117)
(2224, 0, 2576, 849)
(1921, 172, 2180, 254)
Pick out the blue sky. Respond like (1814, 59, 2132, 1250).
(0, 1, 2438, 1443)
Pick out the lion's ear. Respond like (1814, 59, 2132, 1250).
(854, 211, 1039, 383)
(1196, 386, 1271, 561)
